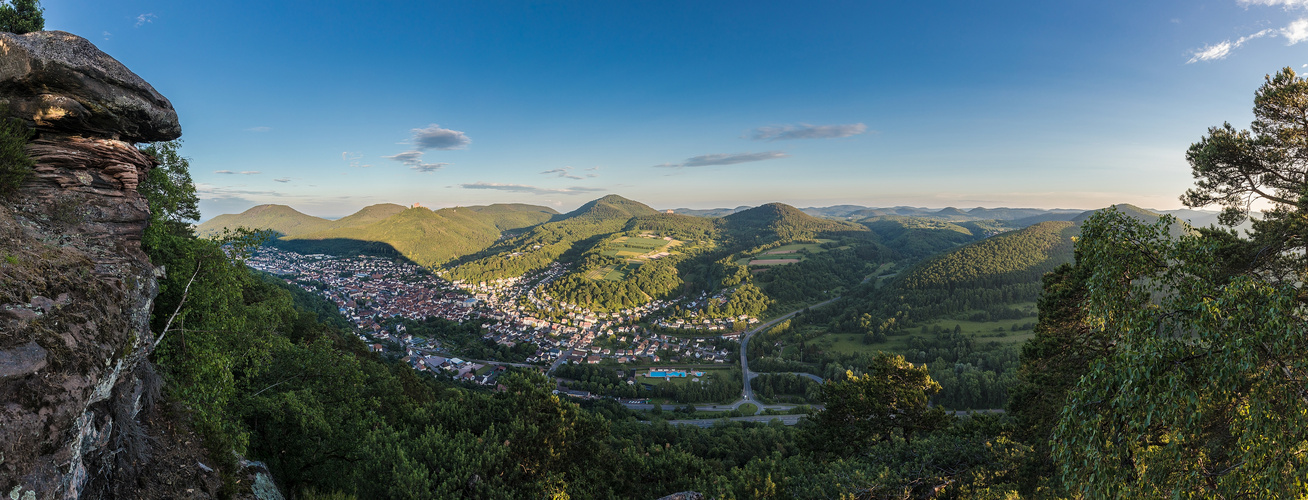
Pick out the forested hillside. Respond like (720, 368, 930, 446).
(446, 194, 657, 281)
(198, 204, 336, 237)
(285, 204, 555, 266)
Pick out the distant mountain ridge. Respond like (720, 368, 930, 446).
(201, 197, 1230, 282)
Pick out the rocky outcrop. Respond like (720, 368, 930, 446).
(0, 31, 187, 499)
(0, 31, 180, 142)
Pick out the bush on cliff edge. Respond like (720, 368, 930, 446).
(0, 105, 34, 195)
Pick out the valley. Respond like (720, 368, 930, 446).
(216, 194, 1202, 414)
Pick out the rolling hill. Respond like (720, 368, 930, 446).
(198, 202, 559, 266)
(446, 195, 660, 281)
(197, 204, 335, 237)
(723, 202, 868, 242)
(284, 204, 557, 266)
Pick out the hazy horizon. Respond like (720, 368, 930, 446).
(199, 194, 1216, 224)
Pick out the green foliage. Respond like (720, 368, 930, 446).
(1005, 260, 1102, 494)
(1052, 209, 1308, 497)
(198, 204, 336, 237)
(139, 141, 200, 230)
(723, 202, 868, 242)
(810, 354, 950, 456)
(0, 0, 43, 34)
(544, 235, 686, 312)
(751, 373, 821, 404)
(449, 195, 657, 281)
(752, 245, 886, 307)
(289, 204, 555, 266)
(557, 364, 743, 403)
(394, 315, 538, 362)
(899, 221, 1074, 291)
(0, 104, 34, 195)
(862, 215, 979, 258)
(1183, 66, 1308, 225)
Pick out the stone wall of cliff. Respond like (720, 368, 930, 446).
(0, 31, 209, 499)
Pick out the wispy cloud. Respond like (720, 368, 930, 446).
(383, 150, 448, 172)
(213, 170, 260, 175)
(195, 184, 282, 198)
(134, 13, 156, 27)
(750, 123, 870, 141)
(655, 151, 791, 168)
(1238, 0, 1308, 8)
(102, 31, 112, 40)
(214, 170, 234, 175)
(245, 126, 271, 132)
(541, 166, 584, 179)
(1187, 29, 1274, 63)
(409, 124, 471, 150)
(342, 151, 371, 168)
(1188, 1, 1308, 63)
(274, 177, 291, 183)
(460, 182, 605, 195)
(240, 171, 261, 175)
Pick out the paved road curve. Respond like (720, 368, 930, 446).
(738, 297, 842, 404)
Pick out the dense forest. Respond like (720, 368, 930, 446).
(446, 195, 658, 282)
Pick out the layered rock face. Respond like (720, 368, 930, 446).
(0, 31, 182, 499)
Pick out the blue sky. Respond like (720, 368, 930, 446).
(41, 0, 1308, 219)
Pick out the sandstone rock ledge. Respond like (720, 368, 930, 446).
(0, 31, 234, 500)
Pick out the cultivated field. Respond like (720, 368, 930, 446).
(812, 311, 1038, 356)
(600, 235, 682, 261)
(744, 239, 835, 267)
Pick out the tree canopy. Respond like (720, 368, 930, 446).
(1042, 68, 1308, 497)
(0, 0, 43, 33)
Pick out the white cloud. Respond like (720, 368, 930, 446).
(409, 124, 471, 150)
(274, 177, 291, 183)
(750, 123, 870, 141)
(655, 151, 791, 168)
(1188, 40, 1232, 63)
(541, 167, 584, 179)
(342, 151, 371, 168)
(1283, 18, 1308, 43)
(1239, 0, 1308, 8)
(383, 150, 448, 172)
(239, 171, 261, 175)
(1187, 29, 1273, 63)
(460, 182, 605, 195)
(134, 13, 156, 27)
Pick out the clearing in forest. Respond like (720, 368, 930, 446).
(601, 235, 683, 261)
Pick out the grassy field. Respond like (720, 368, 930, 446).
(762, 240, 833, 255)
(803, 306, 1038, 357)
(584, 263, 634, 281)
(600, 235, 682, 260)
(744, 239, 835, 267)
(738, 403, 759, 415)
